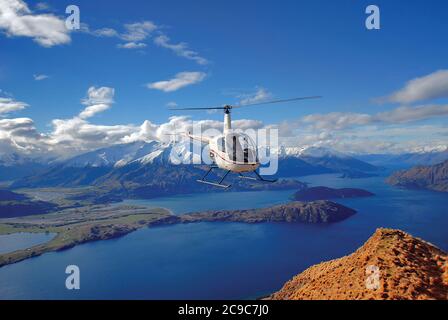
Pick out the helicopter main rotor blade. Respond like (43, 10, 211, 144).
(169, 106, 225, 111)
(233, 96, 322, 108)
(169, 96, 322, 111)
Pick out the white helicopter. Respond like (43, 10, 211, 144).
(170, 96, 321, 188)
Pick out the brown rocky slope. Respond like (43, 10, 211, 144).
(387, 160, 448, 192)
(270, 228, 448, 300)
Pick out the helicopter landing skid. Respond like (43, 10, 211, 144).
(197, 166, 231, 189)
(238, 171, 278, 183)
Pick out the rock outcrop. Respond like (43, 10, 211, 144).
(387, 160, 448, 192)
(182, 200, 356, 224)
(270, 228, 448, 300)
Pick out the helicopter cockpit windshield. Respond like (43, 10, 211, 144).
(224, 132, 258, 164)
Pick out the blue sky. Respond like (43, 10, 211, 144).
(0, 0, 448, 156)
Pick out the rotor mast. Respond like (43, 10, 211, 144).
(224, 105, 232, 133)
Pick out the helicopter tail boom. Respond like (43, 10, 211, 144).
(186, 132, 211, 144)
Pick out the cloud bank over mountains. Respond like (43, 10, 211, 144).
(1, 69, 448, 159)
(0, 86, 266, 158)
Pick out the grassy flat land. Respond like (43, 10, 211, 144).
(0, 204, 173, 267)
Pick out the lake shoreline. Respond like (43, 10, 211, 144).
(0, 200, 356, 268)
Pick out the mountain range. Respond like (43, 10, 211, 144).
(357, 147, 448, 169)
(5, 141, 448, 199)
(0, 153, 49, 181)
(9, 142, 378, 190)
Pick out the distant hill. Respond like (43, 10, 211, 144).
(0, 189, 58, 218)
(387, 160, 448, 192)
(278, 146, 379, 177)
(293, 186, 374, 201)
(0, 189, 28, 201)
(269, 228, 448, 300)
(357, 148, 448, 169)
(0, 153, 49, 181)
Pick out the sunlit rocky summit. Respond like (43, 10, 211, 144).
(269, 228, 448, 300)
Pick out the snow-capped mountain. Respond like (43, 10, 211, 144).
(11, 141, 205, 188)
(61, 140, 202, 168)
(12, 141, 381, 188)
(62, 141, 163, 168)
(278, 146, 350, 159)
(275, 145, 379, 175)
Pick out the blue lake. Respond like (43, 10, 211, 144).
(0, 233, 56, 255)
(0, 174, 447, 299)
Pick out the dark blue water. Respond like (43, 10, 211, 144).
(0, 174, 447, 299)
(120, 189, 293, 214)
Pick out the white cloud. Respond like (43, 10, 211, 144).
(121, 21, 157, 42)
(117, 42, 147, 49)
(385, 70, 448, 104)
(33, 74, 48, 81)
(154, 34, 208, 65)
(302, 112, 372, 130)
(0, 0, 71, 47)
(147, 72, 206, 92)
(375, 104, 448, 123)
(82, 86, 114, 106)
(92, 27, 119, 38)
(238, 87, 273, 105)
(166, 101, 178, 108)
(48, 117, 139, 152)
(88, 22, 157, 42)
(299, 104, 448, 131)
(85, 21, 210, 65)
(0, 97, 28, 116)
(0, 117, 44, 152)
(78, 104, 111, 120)
(79, 86, 114, 119)
(34, 2, 50, 11)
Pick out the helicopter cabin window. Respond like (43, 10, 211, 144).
(225, 133, 257, 163)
